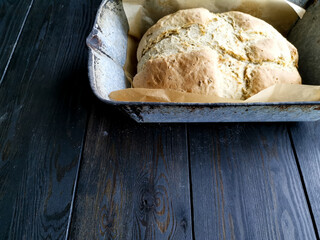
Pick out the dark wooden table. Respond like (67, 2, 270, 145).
(1, 0, 320, 239)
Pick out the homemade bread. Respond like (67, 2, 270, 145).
(133, 8, 301, 100)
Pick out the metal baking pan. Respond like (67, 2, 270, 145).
(87, 0, 320, 123)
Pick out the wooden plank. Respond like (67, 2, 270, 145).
(0, 0, 34, 83)
(290, 0, 310, 7)
(0, 0, 101, 239)
(188, 124, 316, 240)
(70, 105, 193, 239)
(289, 122, 320, 237)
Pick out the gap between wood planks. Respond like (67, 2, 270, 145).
(186, 124, 196, 240)
(0, 0, 34, 86)
(287, 125, 320, 240)
(64, 108, 92, 240)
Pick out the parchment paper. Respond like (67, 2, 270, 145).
(109, 0, 319, 103)
(109, 84, 320, 103)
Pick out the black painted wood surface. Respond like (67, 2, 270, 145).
(188, 124, 317, 240)
(289, 122, 320, 237)
(0, 0, 33, 83)
(0, 0, 101, 239)
(70, 105, 193, 239)
(291, 0, 311, 7)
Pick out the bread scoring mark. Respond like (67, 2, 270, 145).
(140, 20, 294, 70)
(242, 64, 252, 99)
(142, 29, 181, 57)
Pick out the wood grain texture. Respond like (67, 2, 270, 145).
(0, 0, 33, 83)
(188, 124, 316, 240)
(0, 0, 101, 238)
(289, 122, 320, 237)
(290, 0, 311, 7)
(70, 105, 193, 240)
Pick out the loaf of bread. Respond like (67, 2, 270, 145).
(133, 8, 301, 100)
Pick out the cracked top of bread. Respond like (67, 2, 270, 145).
(133, 8, 301, 100)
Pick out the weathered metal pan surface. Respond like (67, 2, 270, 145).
(87, 0, 320, 123)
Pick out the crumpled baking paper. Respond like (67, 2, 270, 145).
(109, 84, 320, 103)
